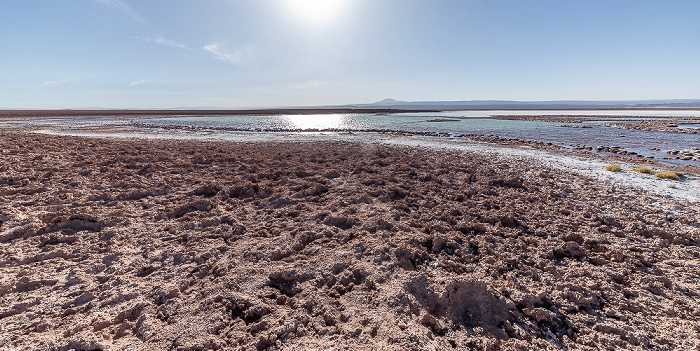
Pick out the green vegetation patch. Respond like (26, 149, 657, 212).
(655, 171, 684, 180)
(605, 165, 622, 172)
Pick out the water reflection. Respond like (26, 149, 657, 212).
(282, 114, 345, 129)
(130, 112, 699, 166)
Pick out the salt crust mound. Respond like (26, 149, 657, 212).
(0, 132, 699, 350)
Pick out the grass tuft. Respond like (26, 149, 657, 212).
(605, 165, 622, 172)
(633, 167, 652, 174)
(655, 171, 684, 180)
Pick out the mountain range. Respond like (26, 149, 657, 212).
(340, 98, 700, 110)
(3, 99, 700, 111)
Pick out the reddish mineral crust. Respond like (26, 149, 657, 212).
(0, 132, 698, 350)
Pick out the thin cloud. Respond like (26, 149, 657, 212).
(130, 80, 147, 86)
(142, 35, 190, 50)
(94, 0, 148, 24)
(203, 43, 258, 66)
(42, 78, 79, 86)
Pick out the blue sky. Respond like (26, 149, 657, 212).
(1, 0, 699, 109)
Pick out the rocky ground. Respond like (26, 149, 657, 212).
(1, 132, 699, 350)
(607, 120, 700, 135)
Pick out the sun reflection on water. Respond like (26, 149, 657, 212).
(283, 114, 345, 130)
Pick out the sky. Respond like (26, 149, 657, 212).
(1, 0, 699, 109)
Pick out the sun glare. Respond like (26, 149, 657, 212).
(283, 114, 346, 129)
(282, 0, 351, 25)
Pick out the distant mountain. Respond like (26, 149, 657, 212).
(342, 99, 700, 110)
(5, 99, 699, 112)
(373, 98, 407, 106)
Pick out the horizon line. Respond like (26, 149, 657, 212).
(3, 98, 700, 111)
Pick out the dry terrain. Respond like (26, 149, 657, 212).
(1, 132, 699, 350)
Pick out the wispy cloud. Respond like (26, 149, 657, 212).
(42, 78, 79, 86)
(291, 80, 327, 90)
(130, 80, 146, 86)
(94, 0, 148, 24)
(203, 43, 258, 66)
(140, 35, 190, 50)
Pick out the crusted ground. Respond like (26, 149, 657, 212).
(1, 132, 699, 350)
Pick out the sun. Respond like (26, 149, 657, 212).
(282, 0, 351, 25)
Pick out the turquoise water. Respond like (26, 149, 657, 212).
(396, 110, 700, 118)
(15, 110, 698, 166)
(138, 111, 699, 166)
(143, 109, 700, 133)
(144, 114, 550, 132)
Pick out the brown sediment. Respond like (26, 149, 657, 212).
(1, 131, 699, 350)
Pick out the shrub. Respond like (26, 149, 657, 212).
(605, 165, 622, 172)
(655, 171, 684, 180)
(633, 167, 652, 174)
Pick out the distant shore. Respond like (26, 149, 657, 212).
(9, 110, 698, 175)
(2, 107, 700, 121)
(0, 109, 440, 120)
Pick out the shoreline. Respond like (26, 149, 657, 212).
(2, 107, 699, 119)
(1, 131, 699, 350)
(3, 109, 699, 171)
(0, 109, 445, 120)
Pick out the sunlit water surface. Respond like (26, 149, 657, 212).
(137, 110, 699, 166)
(14, 110, 700, 166)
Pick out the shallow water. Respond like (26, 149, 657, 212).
(9, 117, 119, 124)
(144, 114, 550, 133)
(11, 110, 700, 166)
(396, 109, 700, 118)
(140, 112, 700, 165)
